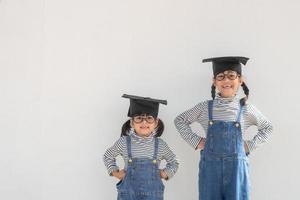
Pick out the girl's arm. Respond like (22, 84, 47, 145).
(159, 139, 179, 180)
(103, 137, 126, 176)
(174, 101, 207, 149)
(244, 104, 274, 153)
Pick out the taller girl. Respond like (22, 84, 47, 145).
(174, 56, 273, 200)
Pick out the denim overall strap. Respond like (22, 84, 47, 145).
(126, 136, 132, 160)
(198, 100, 250, 200)
(118, 136, 164, 200)
(153, 137, 159, 161)
(236, 104, 244, 122)
(208, 100, 214, 121)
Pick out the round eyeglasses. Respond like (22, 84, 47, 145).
(132, 115, 156, 124)
(215, 71, 240, 81)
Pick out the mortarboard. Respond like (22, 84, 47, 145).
(202, 56, 249, 76)
(122, 94, 167, 118)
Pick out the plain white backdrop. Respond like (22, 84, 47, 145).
(1, 0, 300, 199)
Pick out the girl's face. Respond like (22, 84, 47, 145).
(131, 114, 159, 137)
(213, 70, 243, 98)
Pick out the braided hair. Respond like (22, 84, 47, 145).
(240, 82, 249, 106)
(211, 84, 216, 100)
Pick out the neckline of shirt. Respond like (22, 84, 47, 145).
(129, 128, 156, 143)
(215, 93, 239, 104)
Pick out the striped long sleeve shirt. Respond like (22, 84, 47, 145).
(103, 130, 179, 179)
(174, 95, 273, 152)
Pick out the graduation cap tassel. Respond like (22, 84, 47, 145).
(211, 84, 216, 100)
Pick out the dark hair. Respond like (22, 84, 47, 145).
(120, 118, 165, 137)
(211, 84, 216, 100)
(211, 79, 250, 106)
(240, 82, 249, 106)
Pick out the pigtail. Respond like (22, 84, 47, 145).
(120, 120, 131, 137)
(154, 119, 165, 137)
(211, 84, 216, 100)
(240, 82, 249, 106)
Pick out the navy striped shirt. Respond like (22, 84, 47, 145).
(103, 129, 179, 179)
(174, 95, 273, 152)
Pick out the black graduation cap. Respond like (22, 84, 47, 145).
(122, 94, 167, 118)
(202, 56, 249, 76)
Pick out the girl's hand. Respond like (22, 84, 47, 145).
(160, 170, 168, 180)
(197, 138, 206, 150)
(244, 142, 250, 154)
(112, 169, 126, 180)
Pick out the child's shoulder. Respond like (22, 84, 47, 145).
(243, 101, 258, 109)
(115, 135, 128, 144)
(243, 101, 263, 115)
(197, 99, 210, 106)
(192, 99, 210, 109)
(156, 137, 166, 144)
(156, 137, 171, 147)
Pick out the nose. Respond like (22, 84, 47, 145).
(141, 118, 148, 124)
(223, 75, 231, 81)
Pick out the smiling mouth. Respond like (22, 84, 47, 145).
(222, 84, 233, 89)
(140, 126, 149, 129)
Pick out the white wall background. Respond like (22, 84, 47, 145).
(1, 0, 300, 199)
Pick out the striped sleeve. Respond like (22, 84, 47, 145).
(103, 136, 126, 175)
(244, 104, 273, 152)
(174, 101, 207, 149)
(159, 139, 179, 179)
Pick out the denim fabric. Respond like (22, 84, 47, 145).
(117, 136, 164, 200)
(199, 100, 250, 200)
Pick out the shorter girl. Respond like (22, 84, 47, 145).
(103, 94, 179, 200)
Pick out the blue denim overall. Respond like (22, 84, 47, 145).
(199, 100, 250, 200)
(116, 136, 165, 200)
